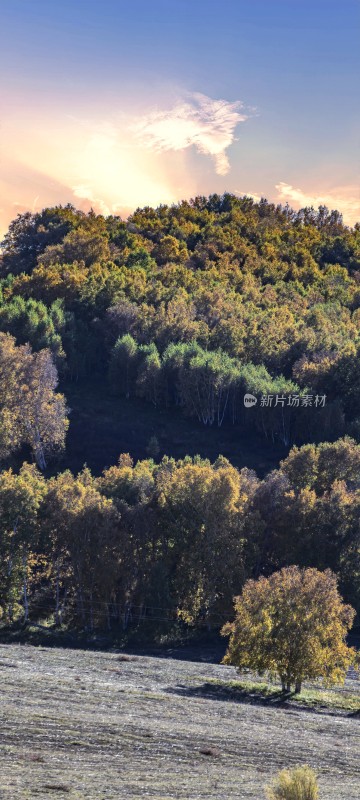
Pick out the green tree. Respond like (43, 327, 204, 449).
(0, 205, 82, 276)
(38, 214, 110, 268)
(136, 343, 162, 406)
(109, 333, 138, 398)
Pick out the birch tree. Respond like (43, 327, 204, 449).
(0, 332, 68, 468)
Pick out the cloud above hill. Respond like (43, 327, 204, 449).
(275, 182, 360, 226)
(132, 93, 248, 175)
(237, 182, 360, 227)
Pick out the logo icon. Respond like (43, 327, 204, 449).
(244, 393, 257, 408)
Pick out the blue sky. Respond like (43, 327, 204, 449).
(1, 0, 359, 233)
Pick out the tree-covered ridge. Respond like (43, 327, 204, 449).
(0, 195, 359, 446)
(0, 197, 359, 635)
(0, 438, 359, 630)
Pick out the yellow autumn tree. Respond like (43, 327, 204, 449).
(45, 468, 121, 630)
(0, 464, 46, 623)
(222, 565, 358, 692)
(158, 458, 247, 625)
(0, 332, 68, 468)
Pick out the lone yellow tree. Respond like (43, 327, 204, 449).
(222, 566, 358, 692)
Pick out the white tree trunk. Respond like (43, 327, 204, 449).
(22, 553, 29, 623)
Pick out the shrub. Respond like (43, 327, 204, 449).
(265, 765, 319, 800)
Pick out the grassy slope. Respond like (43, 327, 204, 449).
(57, 380, 287, 477)
(204, 677, 360, 713)
(0, 644, 359, 800)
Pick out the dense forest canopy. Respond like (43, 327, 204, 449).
(0, 195, 359, 632)
(1, 195, 359, 445)
(0, 441, 359, 630)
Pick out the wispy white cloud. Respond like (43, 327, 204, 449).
(131, 92, 248, 175)
(275, 182, 360, 226)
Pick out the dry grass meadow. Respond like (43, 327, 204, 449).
(0, 643, 359, 799)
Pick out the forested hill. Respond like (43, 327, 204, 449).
(0, 195, 360, 633)
(0, 194, 359, 463)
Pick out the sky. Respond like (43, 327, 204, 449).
(0, 0, 359, 236)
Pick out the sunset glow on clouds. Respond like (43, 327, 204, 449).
(1, 97, 358, 236)
(0, 109, 186, 233)
(238, 183, 360, 227)
(0, 92, 251, 235)
(275, 183, 360, 227)
(1, 1, 359, 235)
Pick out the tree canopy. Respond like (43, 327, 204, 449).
(0, 197, 359, 646)
(222, 566, 358, 691)
(0, 196, 359, 445)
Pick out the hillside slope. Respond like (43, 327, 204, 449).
(1, 644, 359, 799)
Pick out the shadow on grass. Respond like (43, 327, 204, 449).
(0, 622, 227, 662)
(165, 681, 358, 716)
(165, 681, 294, 709)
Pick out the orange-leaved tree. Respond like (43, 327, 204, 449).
(222, 565, 358, 692)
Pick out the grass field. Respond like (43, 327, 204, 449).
(0, 643, 359, 799)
